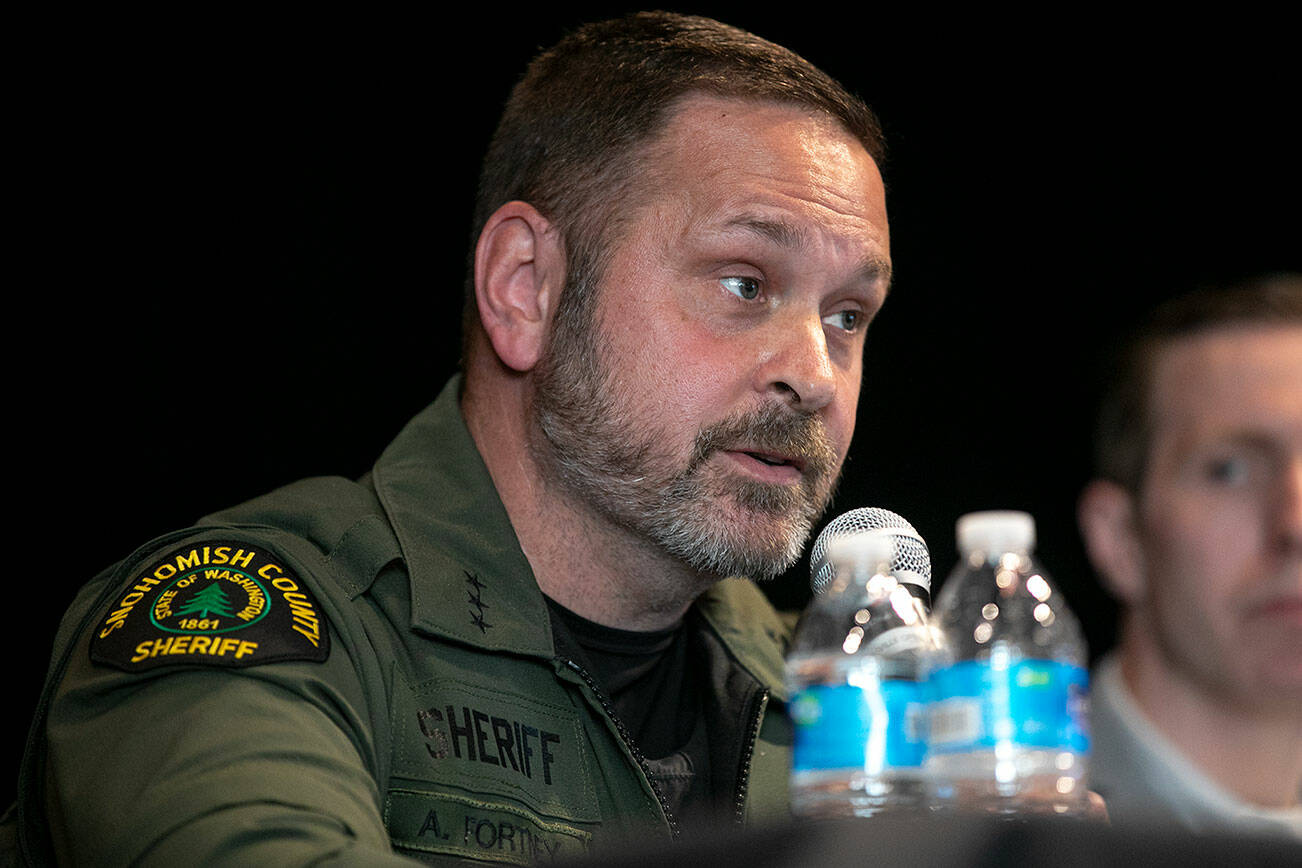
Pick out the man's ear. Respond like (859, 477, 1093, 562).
(473, 201, 565, 372)
(1077, 479, 1148, 604)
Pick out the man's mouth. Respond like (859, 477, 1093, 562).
(723, 448, 809, 483)
(690, 405, 835, 490)
(1250, 595, 1302, 625)
(742, 450, 804, 472)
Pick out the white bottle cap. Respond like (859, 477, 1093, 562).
(956, 510, 1036, 556)
(827, 531, 896, 574)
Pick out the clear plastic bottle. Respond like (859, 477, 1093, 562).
(786, 532, 941, 818)
(925, 511, 1090, 817)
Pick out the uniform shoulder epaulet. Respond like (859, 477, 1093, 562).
(201, 475, 403, 598)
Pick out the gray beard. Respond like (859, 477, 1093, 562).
(530, 286, 838, 581)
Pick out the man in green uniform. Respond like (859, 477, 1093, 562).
(10, 11, 891, 864)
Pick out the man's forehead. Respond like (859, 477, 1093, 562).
(1148, 323, 1302, 443)
(1153, 323, 1302, 387)
(663, 91, 867, 144)
(651, 92, 880, 182)
(644, 95, 889, 246)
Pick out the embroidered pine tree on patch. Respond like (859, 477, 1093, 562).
(174, 582, 237, 620)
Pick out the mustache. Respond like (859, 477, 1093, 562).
(689, 404, 838, 481)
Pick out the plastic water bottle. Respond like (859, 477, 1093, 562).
(925, 511, 1090, 817)
(786, 532, 940, 818)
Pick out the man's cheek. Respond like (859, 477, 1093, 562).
(834, 415, 856, 465)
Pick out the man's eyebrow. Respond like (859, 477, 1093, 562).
(864, 256, 893, 292)
(723, 214, 893, 289)
(726, 214, 808, 249)
(1204, 432, 1279, 453)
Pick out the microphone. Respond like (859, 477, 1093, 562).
(809, 507, 932, 605)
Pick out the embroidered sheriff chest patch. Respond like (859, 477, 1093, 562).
(90, 540, 330, 671)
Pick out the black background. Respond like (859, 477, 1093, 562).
(11, 5, 1298, 808)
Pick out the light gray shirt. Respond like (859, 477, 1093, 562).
(1090, 654, 1302, 840)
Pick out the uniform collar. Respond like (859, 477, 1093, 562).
(695, 579, 791, 702)
(371, 374, 555, 658)
(371, 375, 791, 696)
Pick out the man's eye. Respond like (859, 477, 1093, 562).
(720, 276, 761, 300)
(1205, 456, 1251, 485)
(823, 310, 862, 332)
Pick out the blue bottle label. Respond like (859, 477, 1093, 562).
(928, 659, 1089, 754)
(790, 679, 927, 772)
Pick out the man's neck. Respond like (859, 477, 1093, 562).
(462, 378, 709, 631)
(511, 478, 710, 630)
(1121, 640, 1302, 809)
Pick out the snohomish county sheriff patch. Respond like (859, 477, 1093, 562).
(90, 540, 330, 672)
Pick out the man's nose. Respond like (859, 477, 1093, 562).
(757, 313, 837, 411)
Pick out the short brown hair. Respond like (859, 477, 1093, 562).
(462, 11, 885, 348)
(1092, 272, 1302, 492)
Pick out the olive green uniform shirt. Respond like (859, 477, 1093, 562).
(13, 377, 794, 865)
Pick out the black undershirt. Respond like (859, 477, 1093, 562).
(544, 597, 712, 820)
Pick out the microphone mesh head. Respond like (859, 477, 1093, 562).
(810, 507, 931, 595)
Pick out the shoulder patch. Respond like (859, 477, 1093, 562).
(90, 540, 331, 671)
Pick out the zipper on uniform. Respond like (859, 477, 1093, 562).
(557, 656, 681, 839)
(732, 687, 769, 824)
